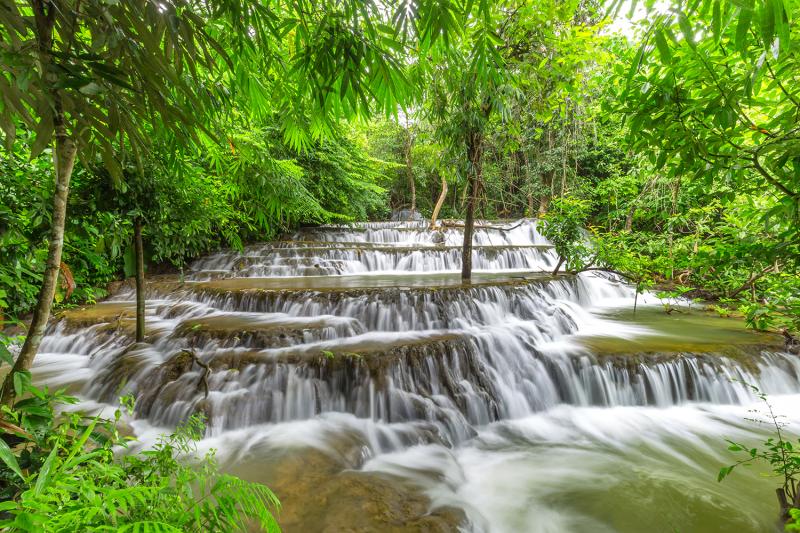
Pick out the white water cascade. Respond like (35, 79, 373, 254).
(32, 219, 800, 532)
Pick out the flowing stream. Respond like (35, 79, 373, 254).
(34, 219, 800, 532)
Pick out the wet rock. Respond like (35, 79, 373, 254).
(57, 302, 135, 329)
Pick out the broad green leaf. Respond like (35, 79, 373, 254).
(12, 371, 30, 397)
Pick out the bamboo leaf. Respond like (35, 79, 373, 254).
(654, 30, 672, 63)
(735, 2, 754, 52)
(711, 0, 721, 41)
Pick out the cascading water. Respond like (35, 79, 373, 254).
(33, 218, 800, 532)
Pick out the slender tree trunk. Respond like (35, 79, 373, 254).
(404, 119, 415, 213)
(538, 191, 550, 217)
(1, 0, 71, 405)
(2, 125, 75, 404)
(538, 170, 553, 217)
(552, 256, 565, 276)
(523, 150, 534, 216)
(134, 217, 146, 343)
(462, 174, 476, 281)
(430, 172, 448, 229)
(668, 178, 680, 280)
(538, 131, 554, 217)
(462, 132, 483, 281)
(624, 205, 636, 232)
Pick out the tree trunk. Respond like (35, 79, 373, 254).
(430, 172, 448, 229)
(462, 132, 483, 282)
(404, 120, 415, 213)
(538, 192, 550, 217)
(538, 129, 554, 217)
(2, 129, 75, 404)
(625, 178, 657, 232)
(668, 178, 680, 280)
(462, 174, 476, 281)
(1, 0, 64, 405)
(624, 204, 636, 232)
(523, 151, 533, 217)
(134, 217, 146, 343)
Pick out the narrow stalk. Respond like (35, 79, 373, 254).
(134, 216, 146, 343)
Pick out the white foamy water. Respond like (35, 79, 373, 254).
(30, 218, 799, 531)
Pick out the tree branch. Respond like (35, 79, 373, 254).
(751, 154, 798, 201)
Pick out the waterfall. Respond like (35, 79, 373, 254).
(34, 218, 795, 437)
(31, 218, 798, 532)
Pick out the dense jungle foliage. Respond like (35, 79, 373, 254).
(1, 0, 799, 530)
(0, 123, 390, 319)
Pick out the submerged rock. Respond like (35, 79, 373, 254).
(226, 446, 465, 532)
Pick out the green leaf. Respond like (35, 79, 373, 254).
(717, 465, 734, 482)
(760, 0, 776, 48)
(12, 371, 30, 397)
(0, 439, 23, 480)
(735, 3, 754, 52)
(626, 41, 646, 82)
(0, 343, 13, 366)
(63, 418, 98, 467)
(678, 12, 696, 48)
(34, 445, 59, 495)
(0, 500, 18, 511)
(101, 145, 124, 186)
(711, 0, 721, 41)
(29, 118, 53, 160)
(654, 30, 672, 63)
(118, 521, 183, 533)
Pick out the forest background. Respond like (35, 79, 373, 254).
(1, 0, 797, 336)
